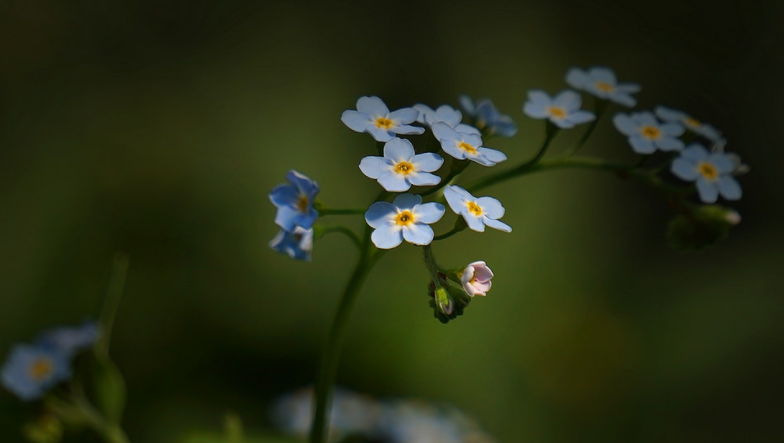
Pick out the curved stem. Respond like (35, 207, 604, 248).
(309, 225, 385, 443)
(96, 253, 128, 359)
(563, 98, 608, 157)
(319, 226, 362, 249)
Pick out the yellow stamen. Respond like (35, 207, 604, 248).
(395, 161, 414, 175)
(29, 358, 53, 381)
(684, 116, 701, 128)
(640, 126, 660, 139)
(549, 106, 566, 119)
(458, 142, 477, 154)
(595, 81, 615, 92)
(395, 210, 415, 226)
(698, 162, 718, 181)
(467, 202, 483, 216)
(297, 196, 309, 213)
(375, 117, 393, 130)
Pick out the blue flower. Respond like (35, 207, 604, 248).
(431, 122, 507, 167)
(443, 185, 511, 233)
(341, 96, 425, 142)
(613, 111, 685, 154)
(523, 90, 596, 128)
(35, 322, 100, 358)
(365, 194, 445, 249)
(2, 345, 71, 401)
(412, 104, 481, 135)
(655, 105, 724, 143)
(359, 138, 443, 192)
(671, 144, 742, 203)
(269, 170, 320, 232)
(458, 95, 517, 137)
(566, 66, 641, 107)
(269, 227, 314, 261)
(712, 140, 750, 176)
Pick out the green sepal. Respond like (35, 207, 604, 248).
(427, 280, 471, 324)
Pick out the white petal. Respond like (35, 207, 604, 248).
(383, 138, 415, 162)
(365, 202, 396, 228)
(412, 153, 444, 172)
(392, 193, 422, 210)
(443, 186, 468, 214)
(613, 113, 639, 136)
(483, 217, 512, 233)
(407, 171, 441, 186)
(377, 171, 411, 192)
(671, 158, 699, 181)
(402, 223, 434, 245)
(718, 176, 742, 200)
(553, 90, 582, 112)
(475, 196, 505, 219)
(371, 226, 403, 249)
(414, 202, 445, 224)
(359, 156, 393, 179)
(696, 178, 719, 203)
(463, 212, 486, 232)
(356, 96, 389, 117)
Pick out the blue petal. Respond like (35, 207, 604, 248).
(441, 141, 467, 160)
(655, 137, 685, 151)
(634, 112, 658, 126)
(371, 226, 403, 249)
(696, 178, 719, 203)
(682, 144, 710, 161)
(431, 122, 458, 142)
(359, 156, 393, 179)
(443, 186, 468, 214)
(655, 105, 685, 122)
(588, 67, 617, 84)
(718, 176, 742, 200)
(565, 110, 595, 126)
(356, 96, 389, 117)
(554, 90, 581, 112)
(286, 170, 319, 197)
(413, 202, 445, 224)
(412, 103, 433, 124)
(365, 201, 396, 228)
(341, 110, 372, 132)
(615, 82, 641, 94)
(389, 107, 419, 125)
(660, 123, 686, 137)
(476, 147, 508, 165)
(392, 124, 425, 136)
(492, 116, 517, 137)
(552, 118, 575, 129)
(476, 197, 505, 219)
(274, 206, 299, 231)
(698, 124, 723, 142)
(455, 124, 481, 135)
(392, 193, 422, 210)
(459, 95, 476, 114)
(384, 138, 415, 162)
(463, 133, 483, 148)
(629, 135, 656, 154)
(401, 224, 433, 245)
(709, 153, 735, 174)
(407, 172, 440, 186)
(463, 212, 486, 232)
(609, 92, 636, 107)
(523, 100, 549, 119)
(565, 67, 588, 89)
(671, 158, 699, 181)
(433, 105, 462, 126)
(269, 185, 298, 207)
(527, 90, 552, 107)
(377, 171, 411, 192)
(366, 126, 394, 142)
(613, 113, 638, 136)
(293, 209, 318, 230)
(483, 217, 512, 233)
(412, 153, 443, 172)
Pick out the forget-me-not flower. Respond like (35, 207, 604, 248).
(613, 111, 685, 154)
(443, 185, 511, 233)
(670, 143, 742, 203)
(2, 345, 71, 401)
(431, 122, 507, 167)
(655, 106, 723, 143)
(365, 194, 445, 249)
(269, 227, 314, 261)
(35, 322, 100, 358)
(359, 138, 443, 192)
(523, 90, 596, 128)
(341, 96, 425, 142)
(566, 66, 641, 107)
(458, 95, 517, 137)
(461, 261, 494, 297)
(413, 104, 480, 135)
(269, 170, 320, 232)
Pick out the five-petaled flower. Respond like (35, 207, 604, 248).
(341, 96, 425, 142)
(365, 194, 445, 249)
(523, 90, 596, 129)
(443, 185, 511, 233)
(655, 106, 723, 143)
(670, 143, 742, 203)
(269, 227, 314, 261)
(566, 66, 641, 107)
(269, 170, 320, 232)
(461, 261, 494, 297)
(613, 111, 685, 154)
(458, 95, 517, 137)
(431, 122, 507, 167)
(1, 345, 71, 401)
(359, 138, 443, 192)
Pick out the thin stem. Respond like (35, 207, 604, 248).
(563, 98, 608, 157)
(66, 385, 130, 443)
(434, 227, 461, 241)
(319, 225, 362, 249)
(96, 253, 129, 359)
(416, 157, 470, 197)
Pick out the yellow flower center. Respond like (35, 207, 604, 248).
(29, 358, 53, 381)
(467, 202, 483, 216)
(684, 116, 701, 128)
(698, 162, 718, 181)
(458, 142, 477, 154)
(297, 196, 309, 213)
(640, 126, 660, 139)
(548, 106, 566, 119)
(395, 210, 415, 226)
(595, 81, 615, 92)
(395, 161, 414, 175)
(375, 117, 393, 130)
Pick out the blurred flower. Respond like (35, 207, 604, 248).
(359, 138, 443, 192)
(269, 170, 320, 232)
(613, 111, 685, 154)
(35, 322, 100, 358)
(2, 345, 71, 401)
(671, 143, 742, 203)
(365, 194, 444, 249)
(523, 90, 596, 128)
(443, 186, 511, 233)
(431, 123, 507, 167)
(458, 95, 517, 137)
(413, 104, 481, 135)
(565, 66, 641, 107)
(655, 105, 723, 142)
(461, 261, 494, 297)
(711, 140, 750, 176)
(341, 96, 425, 142)
(269, 226, 314, 261)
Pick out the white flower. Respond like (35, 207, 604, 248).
(566, 66, 640, 107)
(443, 185, 511, 233)
(365, 194, 445, 249)
(359, 138, 443, 192)
(461, 261, 494, 297)
(523, 89, 596, 128)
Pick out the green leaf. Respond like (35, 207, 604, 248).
(92, 356, 126, 425)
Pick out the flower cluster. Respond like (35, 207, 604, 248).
(269, 170, 320, 261)
(2, 322, 99, 401)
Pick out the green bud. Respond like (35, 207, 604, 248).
(667, 205, 740, 251)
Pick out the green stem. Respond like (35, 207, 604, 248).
(319, 226, 362, 249)
(96, 253, 128, 359)
(63, 385, 130, 443)
(416, 158, 470, 197)
(564, 98, 608, 157)
(309, 225, 385, 443)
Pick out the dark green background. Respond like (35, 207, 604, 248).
(1, 1, 783, 442)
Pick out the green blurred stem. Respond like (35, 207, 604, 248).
(320, 226, 362, 249)
(309, 224, 386, 443)
(317, 208, 365, 216)
(563, 98, 608, 157)
(422, 244, 441, 282)
(59, 384, 130, 443)
(96, 253, 129, 359)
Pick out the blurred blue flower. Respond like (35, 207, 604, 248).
(711, 140, 750, 176)
(443, 186, 511, 233)
(458, 95, 517, 137)
(566, 66, 640, 107)
(431, 123, 507, 167)
(359, 138, 443, 192)
(671, 143, 742, 203)
(269, 227, 314, 261)
(655, 105, 724, 143)
(523, 90, 595, 128)
(2, 345, 71, 401)
(341, 96, 425, 142)
(365, 194, 444, 249)
(269, 170, 320, 232)
(35, 322, 100, 358)
(613, 111, 685, 154)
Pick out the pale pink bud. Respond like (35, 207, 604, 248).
(461, 261, 494, 297)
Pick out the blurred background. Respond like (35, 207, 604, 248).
(1, 0, 783, 442)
